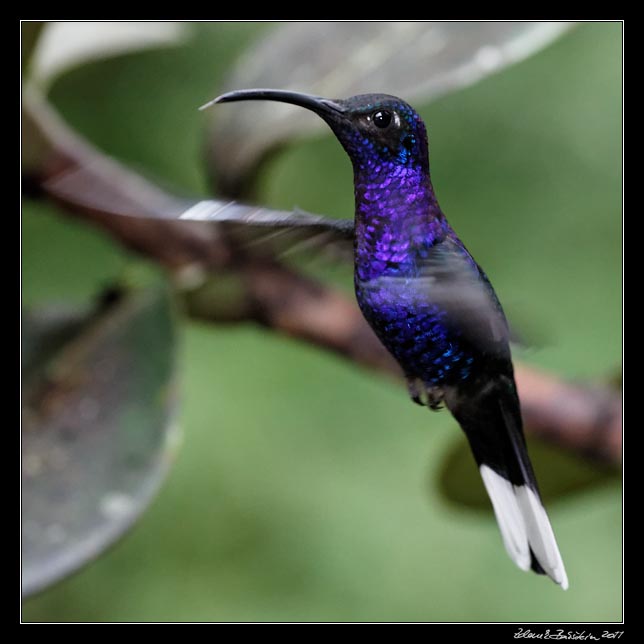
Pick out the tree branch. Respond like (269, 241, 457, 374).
(22, 86, 622, 466)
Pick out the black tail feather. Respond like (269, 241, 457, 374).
(444, 374, 568, 589)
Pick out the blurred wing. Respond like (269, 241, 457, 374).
(174, 201, 354, 260)
(42, 158, 354, 261)
(370, 237, 511, 357)
(421, 239, 511, 355)
(24, 85, 354, 262)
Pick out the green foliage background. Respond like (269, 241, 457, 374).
(23, 22, 622, 621)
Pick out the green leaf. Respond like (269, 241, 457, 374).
(437, 433, 619, 511)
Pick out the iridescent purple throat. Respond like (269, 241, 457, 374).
(353, 162, 447, 281)
(352, 158, 475, 386)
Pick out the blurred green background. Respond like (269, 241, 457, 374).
(22, 22, 622, 621)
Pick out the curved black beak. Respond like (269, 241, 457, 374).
(199, 88, 346, 122)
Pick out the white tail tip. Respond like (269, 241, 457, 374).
(480, 465, 568, 590)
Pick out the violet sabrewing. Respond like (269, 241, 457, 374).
(209, 88, 568, 589)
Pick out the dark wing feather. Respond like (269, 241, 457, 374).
(369, 237, 511, 358)
(418, 237, 511, 356)
(173, 200, 354, 260)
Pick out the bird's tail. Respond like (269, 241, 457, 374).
(445, 376, 568, 589)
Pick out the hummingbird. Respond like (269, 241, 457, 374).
(203, 88, 568, 590)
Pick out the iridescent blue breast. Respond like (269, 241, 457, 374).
(355, 271, 475, 386)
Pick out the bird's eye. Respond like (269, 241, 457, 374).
(372, 110, 392, 129)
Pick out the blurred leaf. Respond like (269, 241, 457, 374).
(207, 21, 574, 196)
(22, 86, 62, 177)
(437, 433, 618, 511)
(30, 21, 189, 89)
(22, 305, 91, 380)
(21, 22, 46, 75)
(21, 285, 180, 597)
(23, 84, 354, 266)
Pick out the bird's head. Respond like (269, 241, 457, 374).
(205, 89, 430, 175)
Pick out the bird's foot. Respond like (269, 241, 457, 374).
(407, 377, 427, 406)
(407, 378, 444, 410)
